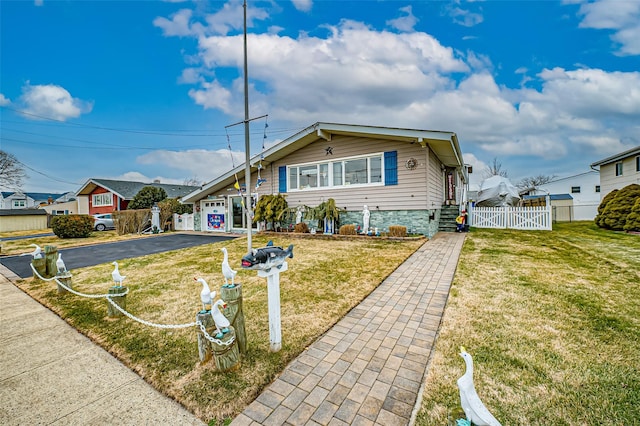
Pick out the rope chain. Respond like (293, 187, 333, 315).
(30, 262, 235, 343)
(195, 320, 236, 346)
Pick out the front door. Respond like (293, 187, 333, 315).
(230, 195, 257, 231)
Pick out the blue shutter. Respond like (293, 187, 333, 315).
(279, 166, 287, 193)
(384, 151, 398, 185)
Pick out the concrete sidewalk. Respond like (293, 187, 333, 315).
(0, 267, 205, 425)
(232, 232, 466, 426)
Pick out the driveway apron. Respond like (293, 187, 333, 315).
(0, 233, 236, 279)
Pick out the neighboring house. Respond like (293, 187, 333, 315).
(182, 122, 466, 237)
(0, 209, 48, 232)
(530, 171, 601, 221)
(590, 146, 640, 199)
(75, 178, 199, 216)
(523, 194, 575, 222)
(0, 191, 72, 209)
(40, 200, 78, 216)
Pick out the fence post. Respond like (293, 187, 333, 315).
(56, 274, 73, 294)
(44, 245, 58, 278)
(211, 326, 240, 371)
(32, 257, 46, 278)
(107, 286, 127, 317)
(221, 284, 247, 354)
(196, 311, 215, 363)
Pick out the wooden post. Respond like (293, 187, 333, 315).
(221, 284, 247, 354)
(107, 286, 127, 317)
(196, 311, 215, 363)
(56, 274, 73, 295)
(44, 245, 58, 278)
(32, 257, 46, 278)
(211, 326, 240, 371)
(258, 262, 287, 352)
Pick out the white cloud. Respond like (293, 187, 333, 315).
(460, 152, 487, 188)
(534, 67, 640, 117)
(178, 68, 203, 84)
(612, 24, 640, 56)
(446, 4, 484, 27)
(153, 9, 194, 37)
(577, 0, 639, 29)
(574, 0, 640, 56)
(34, 0, 43, 6)
(191, 19, 468, 118)
(291, 0, 312, 13)
(137, 148, 244, 182)
(19, 83, 93, 121)
(188, 80, 234, 113)
(155, 4, 640, 184)
(0, 93, 10, 106)
(386, 5, 418, 32)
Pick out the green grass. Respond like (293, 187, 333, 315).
(16, 233, 424, 423)
(416, 222, 640, 425)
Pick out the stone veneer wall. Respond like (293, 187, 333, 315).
(193, 209, 442, 238)
(337, 209, 440, 238)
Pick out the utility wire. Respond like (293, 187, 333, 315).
(15, 159, 82, 186)
(1, 106, 302, 137)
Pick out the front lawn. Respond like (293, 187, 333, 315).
(16, 235, 424, 423)
(416, 222, 640, 425)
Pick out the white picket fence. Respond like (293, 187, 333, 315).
(173, 213, 194, 231)
(469, 203, 552, 231)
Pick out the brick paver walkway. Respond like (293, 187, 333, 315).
(232, 232, 466, 426)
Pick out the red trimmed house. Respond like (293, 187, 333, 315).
(75, 179, 199, 216)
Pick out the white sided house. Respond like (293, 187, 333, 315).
(590, 146, 640, 200)
(182, 123, 467, 237)
(534, 171, 601, 221)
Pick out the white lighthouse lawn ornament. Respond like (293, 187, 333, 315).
(241, 241, 294, 352)
(457, 347, 502, 426)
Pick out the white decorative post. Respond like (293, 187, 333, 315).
(258, 261, 288, 352)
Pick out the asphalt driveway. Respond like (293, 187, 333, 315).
(0, 233, 237, 279)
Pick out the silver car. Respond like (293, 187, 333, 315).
(93, 213, 115, 231)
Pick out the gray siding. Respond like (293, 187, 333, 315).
(599, 155, 640, 199)
(269, 135, 444, 212)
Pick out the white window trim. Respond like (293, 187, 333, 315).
(92, 192, 113, 207)
(287, 152, 385, 192)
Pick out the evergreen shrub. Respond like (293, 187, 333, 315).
(51, 214, 94, 238)
(601, 184, 640, 230)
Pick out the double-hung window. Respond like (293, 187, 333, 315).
(92, 193, 113, 207)
(615, 162, 623, 176)
(287, 153, 384, 191)
(13, 199, 26, 208)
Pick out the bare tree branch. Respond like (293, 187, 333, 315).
(483, 157, 509, 179)
(0, 150, 27, 191)
(517, 174, 556, 189)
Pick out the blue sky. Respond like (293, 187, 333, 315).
(1, 0, 639, 194)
